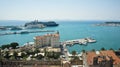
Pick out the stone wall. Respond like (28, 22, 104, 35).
(1, 60, 62, 67)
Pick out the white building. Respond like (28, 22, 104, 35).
(34, 32, 60, 47)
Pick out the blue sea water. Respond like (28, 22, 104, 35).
(0, 20, 120, 53)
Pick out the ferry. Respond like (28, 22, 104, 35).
(24, 20, 59, 29)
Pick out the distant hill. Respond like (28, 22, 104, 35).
(0, 20, 26, 26)
(94, 21, 120, 26)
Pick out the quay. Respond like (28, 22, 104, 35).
(61, 37, 96, 61)
(62, 37, 96, 46)
(0, 30, 55, 36)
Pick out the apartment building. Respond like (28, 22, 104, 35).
(34, 32, 60, 48)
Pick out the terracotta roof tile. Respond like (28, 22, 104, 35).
(86, 50, 120, 65)
(100, 50, 120, 64)
(35, 33, 59, 40)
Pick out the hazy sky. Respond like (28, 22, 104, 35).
(0, 0, 120, 20)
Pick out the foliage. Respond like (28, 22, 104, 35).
(10, 42, 19, 49)
(101, 47, 106, 51)
(26, 50, 35, 55)
(4, 51, 10, 59)
(72, 50, 76, 56)
(1, 44, 10, 49)
(82, 50, 86, 53)
(21, 52, 27, 58)
(34, 48, 40, 53)
(109, 48, 114, 50)
(1, 42, 19, 49)
(45, 51, 60, 59)
(10, 56, 16, 60)
(53, 52, 60, 59)
(91, 49, 95, 52)
(36, 54, 44, 60)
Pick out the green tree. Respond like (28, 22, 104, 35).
(34, 48, 40, 53)
(26, 50, 35, 55)
(10, 56, 15, 60)
(48, 52, 54, 58)
(21, 52, 27, 58)
(92, 49, 95, 52)
(82, 50, 86, 53)
(109, 48, 114, 51)
(53, 53, 60, 59)
(72, 50, 76, 56)
(101, 47, 106, 51)
(4, 51, 10, 59)
(10, 42, 19, 49)
(1, 44, 10, 49)
(36, 54, 44, 60)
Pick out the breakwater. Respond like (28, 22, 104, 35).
(0, 30, 55, 36)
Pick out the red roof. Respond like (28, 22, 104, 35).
(86, 50, 120, 65)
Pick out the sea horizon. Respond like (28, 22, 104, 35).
(0, 20, 120, 26)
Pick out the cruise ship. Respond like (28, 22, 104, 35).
(25, 20, 59, 29)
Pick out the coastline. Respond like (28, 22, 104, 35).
(0, 21, 120, 53)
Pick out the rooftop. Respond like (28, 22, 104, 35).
(46, 47, 61, 52)
(34, 32, 59, 40)
(86, 50, 120, 65)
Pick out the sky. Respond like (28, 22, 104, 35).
(0, 0, 120, 21)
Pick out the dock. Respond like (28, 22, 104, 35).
(62, 37, 96, 46)
(0, 30, 55, 36)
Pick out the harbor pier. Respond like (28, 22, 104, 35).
(63, 37, 96, 46)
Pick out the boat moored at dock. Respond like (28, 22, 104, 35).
(63, 37, 96, 46)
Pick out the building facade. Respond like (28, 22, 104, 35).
(34, 32, 60, 48)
